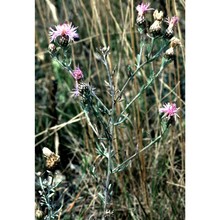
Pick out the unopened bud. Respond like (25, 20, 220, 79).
(153, 10, 163, 21)
(71, 66, 84, 80)
(48, 43, 57, 54)
(149, 10, 164, 37)
(35, 209, 43, 219)
(149, 20, 162, 37)
(170, 37, 182, 48)
(164, 47, 175, 59)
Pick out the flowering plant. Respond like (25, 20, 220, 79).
(35, 1, 184, 219)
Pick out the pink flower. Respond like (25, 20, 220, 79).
(71, 66, 83, 80)
(159, 103, 180, 120)
(72, 87, 80, 98)
(71, 81, 80, 98)
(49, 22, 79, 42)
(165, 16, 179, 29)
(136, 2, 154, 16)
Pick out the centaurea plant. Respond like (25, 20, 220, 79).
(46, 2, 183, 219)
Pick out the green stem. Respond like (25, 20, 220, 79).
(112, 136, 161, 173)
(115, 42, 169, 102)
(112, 125, 168, 173)
(53, 55, 73, 76)
(91, 91, 110, 115)
(119, 64, 165, 118)
(103, 56, 115, 218)
(148, 37, 155, 58)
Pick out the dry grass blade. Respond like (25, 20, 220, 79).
(45, 0, 58, 23)
(35, 112, 84, 138)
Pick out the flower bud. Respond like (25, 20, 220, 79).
(48, 43, 57, 54)
(164, 47, 175, 59)
(136, 2, 154, 24)
(153, 10, 163, 21)
(35, 209, 43, 219)
(149, 20, 162, 36)
(149, 10, 163, 37)
(170, 37, 182, 48)
(164, 37, 182, 59)
(71, 67, 84, 80)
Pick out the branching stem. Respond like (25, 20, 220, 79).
(112, 125, 168, 173)
(115, 41, 169, 102)
(119, 64, 166, 117)
(112, 135, 161, 173)
(102, 56, 115, 218)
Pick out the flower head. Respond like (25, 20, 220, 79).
(165, 16, 179, 29)
(71, 87, 80, 98)
(136, 3, 154, 16)
(49, 22, 79, 43)
(71, 66, 84, 80)
(170, 37, 182, 48)
(164, 47, 174, 59)
(48, 43, 57, 54)
(164, 37, 182, 59)
(35, 209, 43, 219)
(159, 103, 180, 120)
(42, 147, 60, 170)
(136, 2, 154, 24)
(149, 10, 164, 36)
(149, 20, 162, 36)
(153, 9, 163, 21)
(71, 82, 96, 101)
(71, 81, 80, 98)
(164, 16, 179, 39)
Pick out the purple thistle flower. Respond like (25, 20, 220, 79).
(71, 66, 84, 80)
(49, 22, 79, 43)
(165, 16, 179, 29)
(72, 88, 80, 98)
(159, 103, 180, 120)
(136, 2, 154, 16)
(71, 81, 80, 98)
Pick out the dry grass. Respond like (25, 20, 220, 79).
(35, 0, 185, 219)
